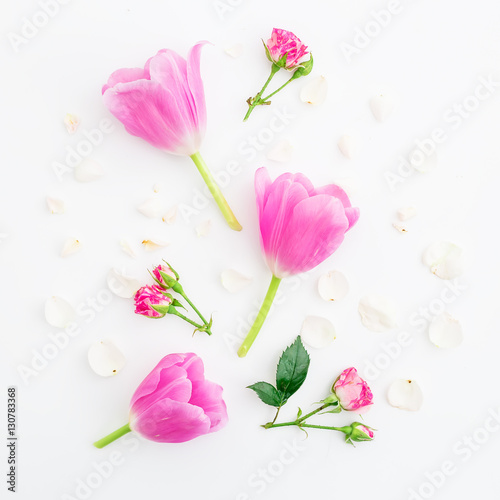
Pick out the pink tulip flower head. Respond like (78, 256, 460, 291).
(265, 28, 309, 70)
(332, 368, 373, 413)
(94, 353, 228, 448)
(102, 43, 241, 230)
(238, 168, 359, 357)
(134, 285, 172, 318)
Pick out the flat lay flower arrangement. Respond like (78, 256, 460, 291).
(34, 25, 470, 473)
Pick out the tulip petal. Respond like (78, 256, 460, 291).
(180, 352, 205, 382)
(187, 42, 208, 133)
(103, 80, 195, 154)
(314, 184, 359, 230)
(102, 67, 149, 94)
(274, 195, 349, 277)
(130, 399, 211, 443)
(189, 380, 228, 432)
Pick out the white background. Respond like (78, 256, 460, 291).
(2, 0, 500, 499)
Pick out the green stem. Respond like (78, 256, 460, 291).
(296, 403, 330, 424)
(260, 76, 295, 103)
(237, 275, 281, 357)
(189, 152, 242, 231)
(93, 423, 131, 449)
(265, 422, 350, 433)
(179, 289, 209, 326)
(243, 64, 280, 122)
(169, 308, 211, 335)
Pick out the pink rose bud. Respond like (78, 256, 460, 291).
(265, 28, 309, 70)
(152, 264, 179, 289)
(129, 353, 228, 443)
(134, 285, 172, 318)
(332, 367, 373, 413)
(345, 422, 375, 444)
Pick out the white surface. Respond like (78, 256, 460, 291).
(1, 1, 500, 499)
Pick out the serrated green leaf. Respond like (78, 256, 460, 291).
(247, 382, 282, 407)
(276, 336, 310, 400)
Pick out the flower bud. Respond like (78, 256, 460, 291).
(332, 367, 373, 413)
(264, 28, 309, 70)
(153, 264, 179, 289)
(134, 285, 172, 318)
(345, 422, 375, 443)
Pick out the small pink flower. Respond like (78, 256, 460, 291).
(152, 264, 177, 288)
(255, 167, 359, 279)
(134, 285, 171, 318)
(333, 367, 373, 413)
(129, 353, 228, 443)
(265, 28, 308, 70)
(102, 43, 207, 156)
(345, 422, 375, 443)
(356, 424, 374, 439)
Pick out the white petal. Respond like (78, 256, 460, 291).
(392, 223, 408, 233)
(337, 135, 357, 159)
(370, 93, 395, 122)
(196, 220, 212, 237)
(74, 159, 104, 182)
(422, 241, 464, 279)
(46, 196, 65, 214)
(397, 206, 417, 221)
(318, 270, 349, 301)
(221, 269, 252, 293)
(106, 268, 141, 298)
(300, 316, 336, 349)
(119, 239, 137, 258)
(411, 151, 437, 173)
(137, 198, 165, 218)
(142, 239, 169, 251)
(44, 296, 76, 328)
(358, 294, 398, 332)
(64, 113, 79, 134)
(162, 206, 178, 225)
(266, 139, 293, 162)
(429, 312, 464, 348)
(88, 340, 126, 377)
(153, 183, 162, 193)
(387, 379, 424, 411)
(300, 76, 328, 105)
(224, 43, 244, 58)
(61, 238, 81, 257)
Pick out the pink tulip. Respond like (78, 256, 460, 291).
(102, 43, 241, 231)
(265, 28, 309, 70)
(333, 368, 373, 413)
(94, 353, 228, 447)
(237, 168, 359, 356)
(134, 285, 172, 318)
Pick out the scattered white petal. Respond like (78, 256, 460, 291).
(162, 206, 178, 225)
(44, 296, 76, 328)
(358, 294, 398, 332)
(64, 113, 79, 134)
(142, 239, 169, 251)
(392, 223, 408, 233)
(422, 241, 464, 279)
(398, 206, 417, 221)
(196, 220, 212, 237)
(300, 316, 336, 349)
(429, 312, 464, 348)
(88, 340, 126, 377)
(318, 270, 349, 302)
(137, 198, 165, 218)
(411, 151, 437, 173)
(300, 76, 328, 105)
(74, 159, 105, 182)
(388, 379, 424, 411)
(106, 268, 141, 298)
(221, 269, 252, 293)
(46, 196, 65, 214)
(119, 239, 137, 258)
(370, 93, 395, 122)
(153, 183, 162, 193)
(266, 139, 293, 162)
(337, 135, 357, 159)
(224, 43, 244, 58)
(61, 238, 81, 257)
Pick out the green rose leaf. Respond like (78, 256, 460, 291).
(247, 382, 283, 407)
(276, 336, 310, 400)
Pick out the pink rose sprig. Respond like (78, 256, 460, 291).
(248, 337, 375, 445)
(94, 353, 228, 448)
(134, 262, 213, 335)
(244, 28, 313, 122)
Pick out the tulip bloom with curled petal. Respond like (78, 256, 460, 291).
(237, 168, 359, 357)
(103, 43, 241, 230)
(333, 367, 373, 413)
(94, 353, 228, 447)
